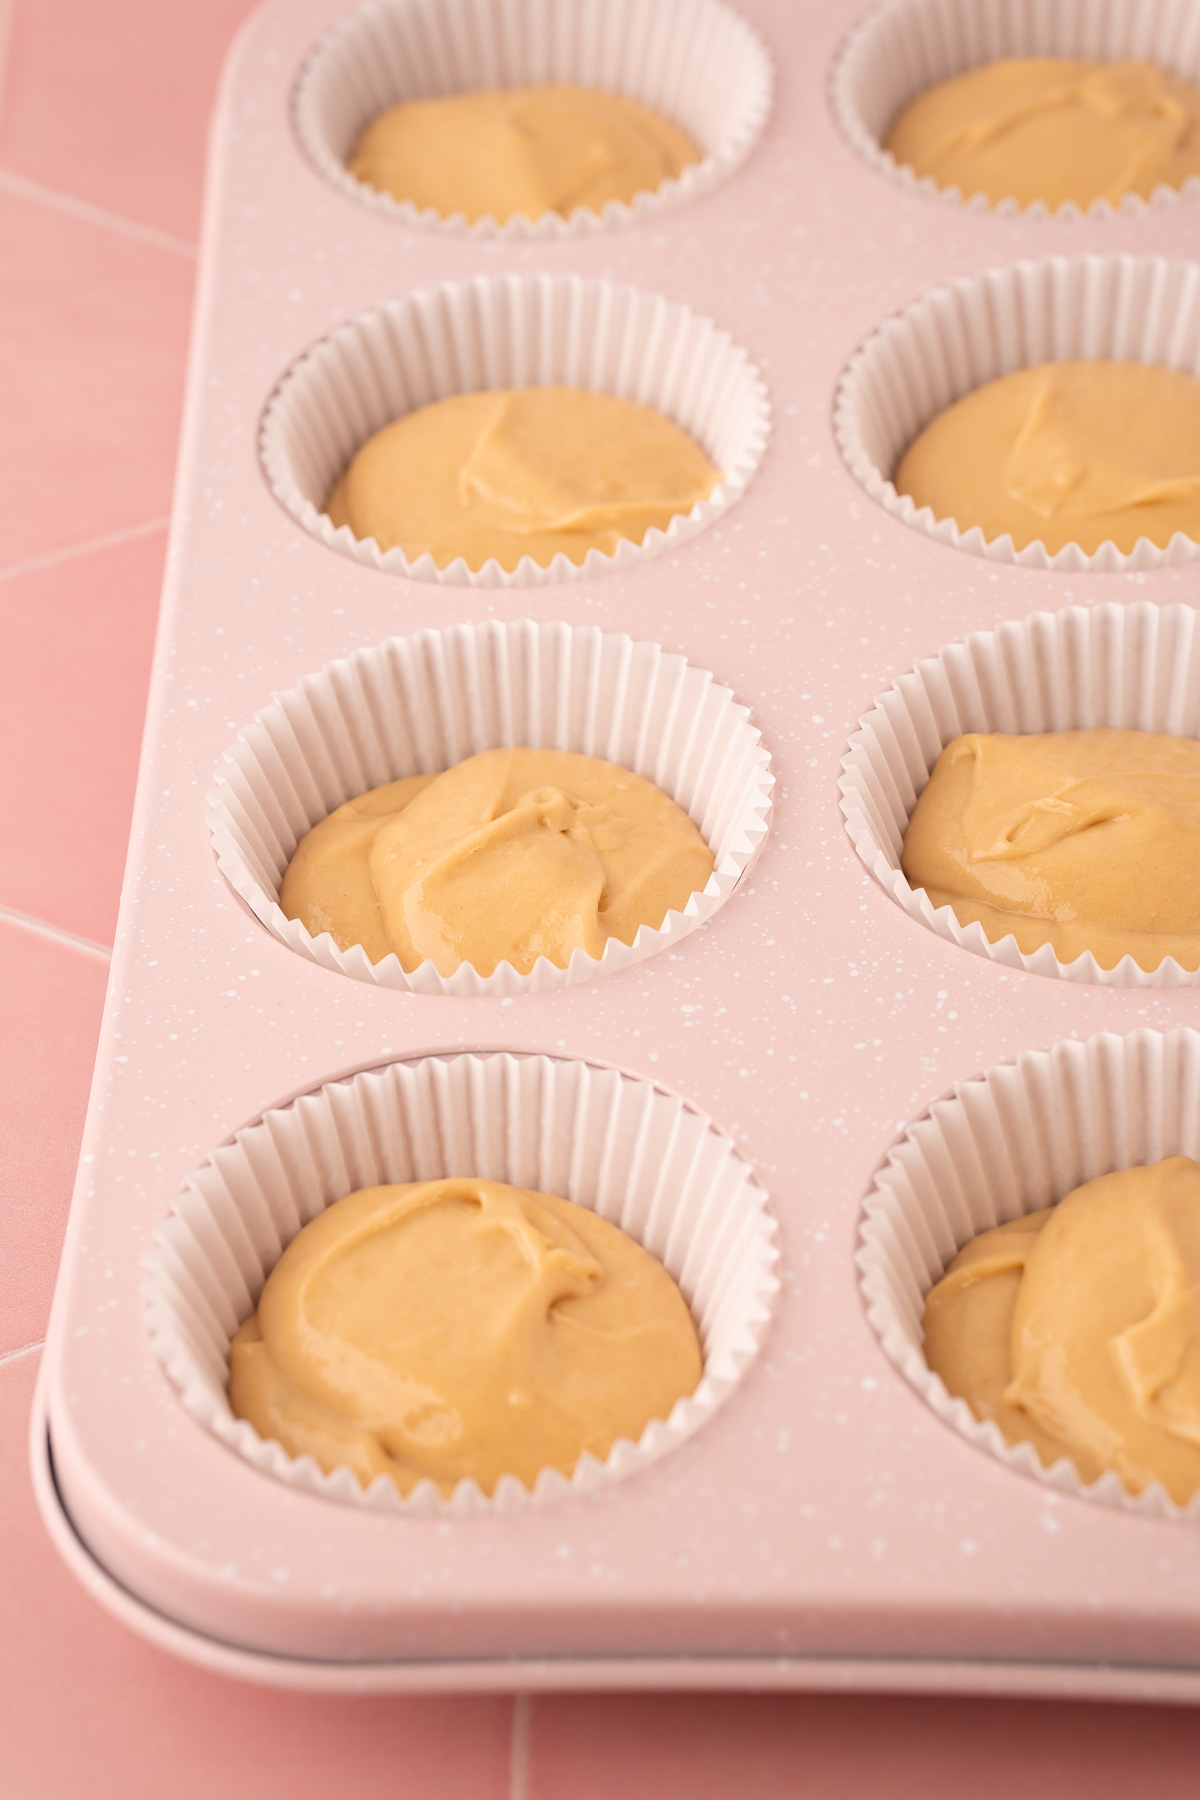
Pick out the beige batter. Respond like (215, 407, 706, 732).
(280, 746, 715, 977)
(902, 729, 1200, 972)
(229, 1177, 703, 1497)
(347, 83, 700, 223)
(886, 58, 1200, 210)
(326, 386, 721, 572)
(924, 1157, 1200, 1504)
(894, 360, 1200, 556)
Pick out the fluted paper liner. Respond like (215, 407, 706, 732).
(207, 620, 773, 996)
(839, 600, 1200, 986)
(144, 1051, 780, 1516)
(834, 254, 1200, 572)
(260, 272, 770, 587)
(293, 0, 773, 239)
(832, 0, 1200, 222)
(858, 1027, 1200, 1521)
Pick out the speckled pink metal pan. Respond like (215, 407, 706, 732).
(32, 0, 1200, 1697)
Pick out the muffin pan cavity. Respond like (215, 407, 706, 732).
(833, 0, 1200, 220)
(839, 600, 1200, 986)
(294, 0, 774, 238)
(858, 1026, 1200, 1521)
(835, 253, 1200, 572)
(145, 1051, 779, 1518)
(207, 620, 773, 995)
(260, 271, 771, 587)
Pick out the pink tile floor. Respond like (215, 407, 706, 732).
(5, 0, 1200, 1791)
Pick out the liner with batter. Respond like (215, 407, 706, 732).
(886, 58, 1200, 211)
(902, 728, 1200, 972)
(893, 360, 1200, 557)
(326, 385, 721, 572)
(346, 84, 700, 223)
(923, 1156, 1200, 1504)
(229, 1177, 704, 1497)
(279, 746, 716, 977)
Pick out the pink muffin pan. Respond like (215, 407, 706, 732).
(32, 0, 1200, 1697)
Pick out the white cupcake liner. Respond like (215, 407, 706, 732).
(859, 1026, 1200, 1522)
(144, 1050, 780, 1517)
(834, 253, 1200, 572)
(839, 599, 1200, 986)
(260, 272, 770, 587)
(292, 0, 773, 239)
(206, 619, 773, 996)
(832, 0, 1200, 222)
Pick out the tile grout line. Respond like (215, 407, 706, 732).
(0, 166, 197, 259)
(0, 515, 170, 585)
(509, 1693, 531, 1800)
(0, 903, 112, 964)
(0, 1340, 44, 1370)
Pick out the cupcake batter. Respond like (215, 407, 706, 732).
(280, 746, 715, 977)
(886, 58, 1200, 210)
(326, 386, 721, 571)
(893, 360, 1200, 555)
(229, 1177, 703, 1497)
(347, 83, 700, 223)
(923, 1157, 1200, 1504)
(902, 728, 1200, 971)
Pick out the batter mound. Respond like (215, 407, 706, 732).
(280, 746, 716, 977)
(924, 1157, 1200, 1504)
(326, 386, 721, 572)
(886, 58, 1200, 211)
(894, 361, 1200, 556)
(230, 1177, 703, 1497)
(347, 83, 700, 223)
(902, 728, 1200, 972)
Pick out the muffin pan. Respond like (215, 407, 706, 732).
(32, 0, 1200, 1697)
